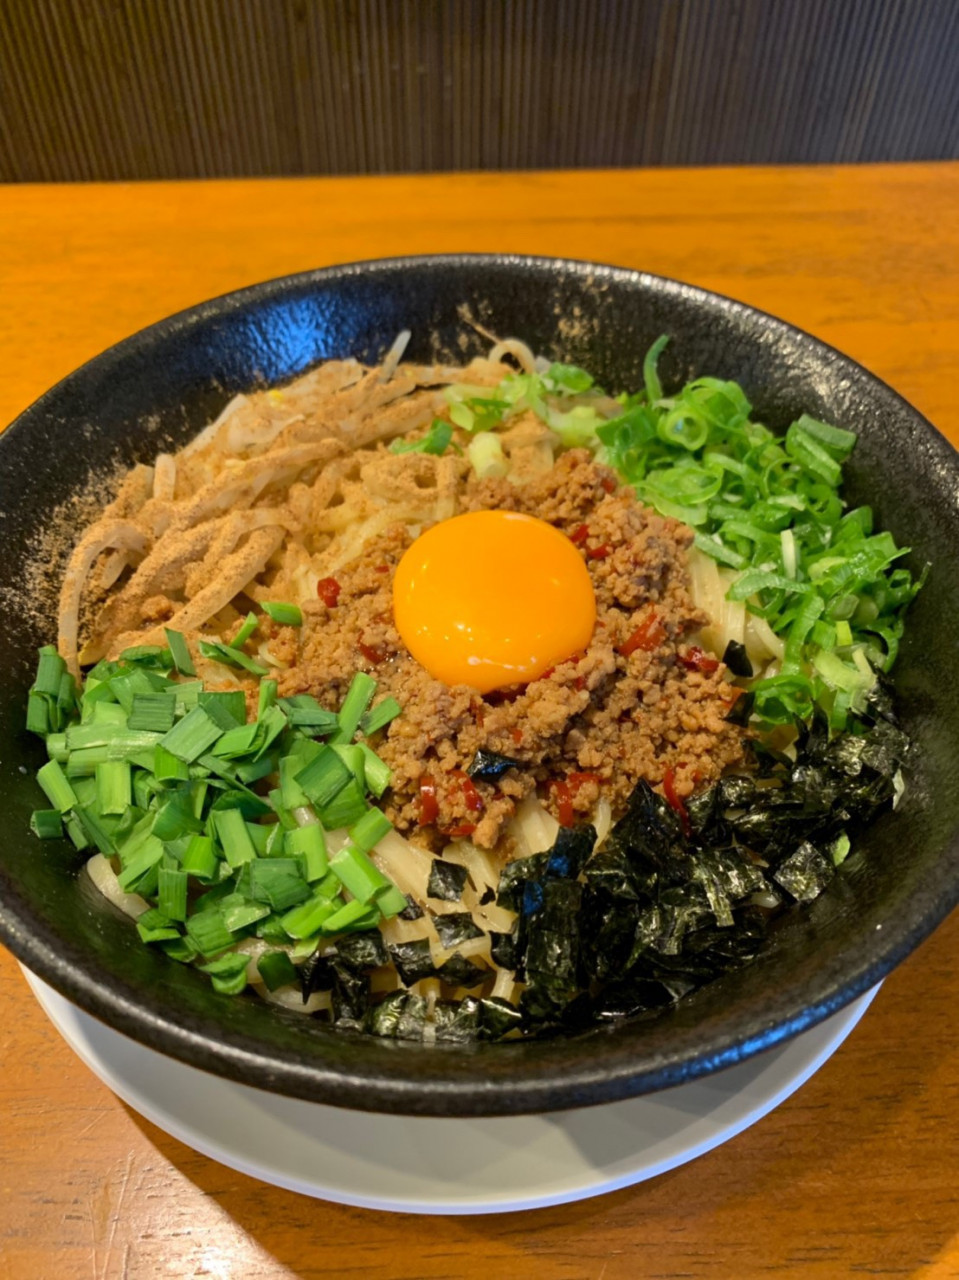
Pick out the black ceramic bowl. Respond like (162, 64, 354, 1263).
(1, 254, 957, 1117)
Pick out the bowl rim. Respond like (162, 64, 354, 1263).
(2, 251, 958, 1116)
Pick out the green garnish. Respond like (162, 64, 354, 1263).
(389, 418, 455, 456)
(25, 641, 406, 1001)
(164, 629, 196, 676)
(262, 601, 303, 627)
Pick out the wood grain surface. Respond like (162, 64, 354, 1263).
(1, 163, 958, 1280)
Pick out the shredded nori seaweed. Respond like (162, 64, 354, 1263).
(427, 857, 469, 901)
(360, 686, 909, 1044)
(467, 749, 522, 780)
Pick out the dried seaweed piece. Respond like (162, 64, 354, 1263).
(389, 938, 435, 986)
(432, 910, 485, 950)
(773, 840, 833, 902)
(335, 929, 389, 971)
(427, 857, 469, 902)
(437, 952, 488, 989)
(466, 749, 522, 780)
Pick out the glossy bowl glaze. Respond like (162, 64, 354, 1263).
(1, 255, 956, 1116)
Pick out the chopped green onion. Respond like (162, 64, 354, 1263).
(96, 760, 132, 815)
(37, 759, 77, 812)
(229, 612, 259, 649)
(280, 893, 341, 939)
(262, 601, 303, 627)
(163, 629, 196, 676)
(181, 834, 219, 881)
(359, 744, 391, 798)
(185, 909, 234, 956)
(256, 950, 298, 991)
(160, 706, 224, 763)
(284, 823, 328, 880)
(137, 908, 180, 944)
(248, 858, 312, 911)
(30, 809, 64, 840)
(127, 692, 176, 733)
(295, 746, 353, 808)
(198, 690, 247, 729)
(199, 639, 268, 676)
(198, 952, 250, 995)
(331, 672, 377, 745)
(348, 807, 392, 854)
(318, 778, 368, 829)
(329, 842, 392, 903)
(389, 418, 455, 456)
(213, 807, 257, 868)
(158, 867, 188, 922)
(320, 897, 381, 935)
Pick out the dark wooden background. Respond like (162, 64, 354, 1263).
(1, 0, 958, 182)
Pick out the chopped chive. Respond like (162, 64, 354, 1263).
(199, 690, 247, 729)
(360, 696, 402, 737)
(280, 893, 341, 939)
(247, 822, 271, 856)
(329, 842, 392, 903)
(154, 744, 190, 785)
(279, 695, 339, 733)
(348, 807, 392, 854)
(152, 790, 204, 841)
(45, 732, 69, 763)
(248, 858, 312, 911)
(64, 812, 90, 851)
(128, 692, 177, 733)
(199, 639, 269, 676)
(252, 704, 289, 760)
(158, 867, 188, 922)
(185, 909, 234, 956)
(198, 952, 250, 995)
(137, 908, 180, 944)
(90, 700, 128, 727)
(77, 805, 119, 856)
(331, 672, 377, 745)
(212, 722, 260, 758)
(262, 601, 303, 627)
(229, 612, 259, 650)
(256, 950, 298, 991)
(119, 644, 175, 670)
(375, 883, 410, 918)
(96, 760, 132, 816)
(181, 834, 219, 881)
(317, 778, 368, 829)
(295, 746, 352, 808)
(164, 628, 196, 676)
(37, 759, 77, 812)
(235, 755, 276, 785)
(359, 744, 391, 797)
(258, 679, 278, 717)
(26, 692, 50, 736)
(160, 705, 224, 762)
(219, 893, 271, 932)
(320, 897, 381, 935)
(33, 646, 66, 698)
(214, 807, 257, 867)
(117, 837, 164, 891)
(160, 934, 199, 962)
(284, 823, 328, 880)
(30, 809, 64, 840)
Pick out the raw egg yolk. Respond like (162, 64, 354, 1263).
(392, 510, 597, 693)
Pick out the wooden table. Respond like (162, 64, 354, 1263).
(2, 164, 959, 1279)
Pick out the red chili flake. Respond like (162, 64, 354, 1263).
(359, 637, 388, 665)
(454, 769, 485, 813)
(551, 779, 575, 828)
(662, 765, 691, 838)
(374, 565, 390, 574)
(574, 675, 587, 691)
(618, 611, 666, 657)
(510, 727, 523, 745)
(539, 666, 556, 680)
(316, 577, 341, 607)
(474, 705, 486, 727)
(587, 544, 610, 561)
(679, 646, 720, 674)
(446, 823, 476, 838)
(569, 524, 590, 546)
(600, 476, 617, 494)
(418, 775, 439, 827)
(568, 771, 601, 795)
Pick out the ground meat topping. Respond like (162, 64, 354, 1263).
(277, 451, 745, 849)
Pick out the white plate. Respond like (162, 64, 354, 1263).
(23, 967, 877, 1215)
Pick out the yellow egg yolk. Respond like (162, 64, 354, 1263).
(392, 510, 597, 693)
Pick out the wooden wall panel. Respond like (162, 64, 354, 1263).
(0, 0, 957, 182)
